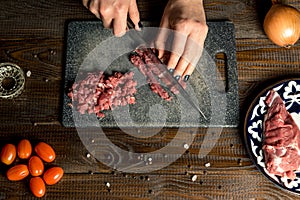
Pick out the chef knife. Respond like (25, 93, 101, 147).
(126, 21, 207, 120)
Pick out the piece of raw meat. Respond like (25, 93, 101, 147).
(263, 89, 300, 180)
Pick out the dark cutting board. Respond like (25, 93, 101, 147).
(61, 21, 239, 128)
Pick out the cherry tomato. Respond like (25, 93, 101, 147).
(34, 142, 56, 163)
(28, 156, 44, 176)
(17, 139, 32, 159)
(30, 177, 46, 198)
(43, 167, 64, 185)
(1, 143, 16, 165)
(7, 164, 29, 181)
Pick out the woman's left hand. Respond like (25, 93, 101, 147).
(155, 0, 208, 82)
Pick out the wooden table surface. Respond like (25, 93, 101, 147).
(1, 0, 300, 199)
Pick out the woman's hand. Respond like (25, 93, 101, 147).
(155, 0, 208, 82)
(82, 0, 140, 36)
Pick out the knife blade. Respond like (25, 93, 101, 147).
(126, 21, 207, 120)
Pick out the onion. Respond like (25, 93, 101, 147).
(263, 3, 300, 48)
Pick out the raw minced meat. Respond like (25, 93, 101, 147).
(68, 47, 187, 118)
(130, 46, 186, 101)
(68, 71, 137, 118)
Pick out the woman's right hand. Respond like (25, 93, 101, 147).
(82, 0, 140, 36)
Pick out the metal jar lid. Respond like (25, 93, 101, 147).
(0, 62, 25, 99)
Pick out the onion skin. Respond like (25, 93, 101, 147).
(263, 4, 300, 48)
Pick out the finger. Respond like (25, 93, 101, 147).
(89, 0, 101, 19)
(176, 21, 207, 77)
(155, 17, 170, 59)
(101, 15, 113, 28)
(182, 63, 196, 82)
(113, 10, 128, 37)
(97, 1, 115, 28)
(174, 35, 202, 80)
(167, 31, 187, 71)
(128, 0, 140, 30)
(167, 52, 180, 73)
(155, 29, 169, 59)
(183, 35, 203, 66)
(173, 56, 189, 79)
(82, 0, 90, 9)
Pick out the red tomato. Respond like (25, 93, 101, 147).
(6, 164, 29, 181)
(43, 167, 64, 185)
(17, 139, 32, 159)
(28, 156, 44, 176)
(1, 143, 16, 165)
(30, 177, 46, 198)
(34, 142, 56, 163)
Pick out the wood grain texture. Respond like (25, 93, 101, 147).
(0, 125, 299, 199)
(0, 172, 297, 199)
(1, 0, 300, 199)
(0, 38, 63, 125)
(0, 126, 249, 173)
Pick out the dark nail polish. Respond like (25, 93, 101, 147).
(183, 75, 190, 82)
(169, 68, 174, 74)
(174, 75, 181, 81)
(138, 21, 143, 29)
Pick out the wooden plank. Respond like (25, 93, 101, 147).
(0, 126, 250, 174)
(0, 38, 63, 125)
(1, 125, 277, 198)
(0, 172, 298, 199)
